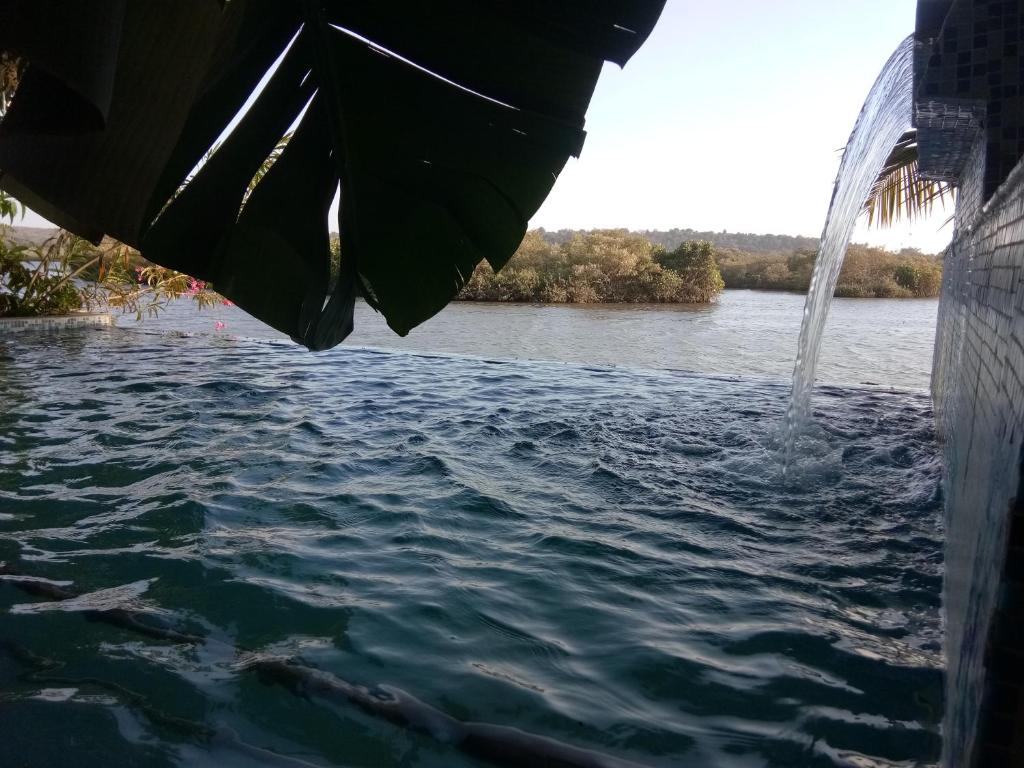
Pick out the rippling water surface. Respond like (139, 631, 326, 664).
(0, 300, 942, 767)
(120, 290, 939, 390)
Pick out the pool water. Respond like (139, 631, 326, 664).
(0, 321, 942, 767)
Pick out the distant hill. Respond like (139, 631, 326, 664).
(537, 228, 820, 255)
(6, 225, 58, 248)
(10, 224, 919, 260)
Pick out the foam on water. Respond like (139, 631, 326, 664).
(784, 37, 916, 459)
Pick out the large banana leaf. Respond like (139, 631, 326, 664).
(0, 0, 665, 349)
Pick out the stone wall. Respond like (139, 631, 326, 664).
(933, 146, 1024, 765)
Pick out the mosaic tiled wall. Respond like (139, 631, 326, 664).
(919, 3, 1024, 764)
(933, 147, 1024, 767)
(916, 0, 1024, 196)
(0, 313, 112, 334)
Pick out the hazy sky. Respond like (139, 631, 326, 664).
(19, 0, 951, 252)
(532, 0, 952, 253)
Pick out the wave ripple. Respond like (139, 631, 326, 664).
(0, 329, 943, 767)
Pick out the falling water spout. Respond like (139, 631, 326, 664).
(783, 36, 915, 462)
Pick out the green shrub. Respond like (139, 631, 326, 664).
(0, 241, 82, 316)
(716, 244, 942, 298)
(459, 230, 725, 304)
(0, 228, 223, 319)
(655, 240, 725, 302)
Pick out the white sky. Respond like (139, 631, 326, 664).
(531, 0, 952, 253)
(18, 0, 952, 253)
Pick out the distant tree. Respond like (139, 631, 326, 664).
(655, 240, 725, 302)
(893, 259, 942, 296)
(491, 229, 942, 300)
(786, 249, 816, 286)
(712, 242, 941, 298)
(459, 230, 723, 304)
(540, 227, 822, 255)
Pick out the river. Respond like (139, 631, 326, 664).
(130, 290, 939, 390)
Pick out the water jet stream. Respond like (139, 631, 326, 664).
(783, 36, 915, 461)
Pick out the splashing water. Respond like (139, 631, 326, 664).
(783, 36, 915, 462)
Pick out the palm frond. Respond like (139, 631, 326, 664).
(863, 130, 955, 227)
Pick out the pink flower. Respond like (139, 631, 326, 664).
(214, 321, 226, 331)
(221, 299, 234, 307)
(187, 277, 205, 296)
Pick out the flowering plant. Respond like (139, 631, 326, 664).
(0, 217, 227, 321)
(76, 236, 224, 320)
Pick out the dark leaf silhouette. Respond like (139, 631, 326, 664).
(0, 0, 665, 348)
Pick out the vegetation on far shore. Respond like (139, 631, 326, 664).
(458, 229, 943, 303)
(1, 221, 944, 320)
(716, 244, 942, 298)
(460, 231, 724, 304)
